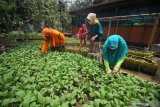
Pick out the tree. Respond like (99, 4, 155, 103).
(0, 0, 72, 32)
(68, 0, 93, 11)
(57, 0, 72, 32)
(0, 0, 16, 32)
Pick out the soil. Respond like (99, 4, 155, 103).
(121, 57, 160, 84)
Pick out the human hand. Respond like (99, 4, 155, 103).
(60, 44, 65, 48)
(106, 70, 112, 73)
(112, 68, 119, 74)
(76, 34, 79, 38)
(91, 36, 97, 41)
(38, 46, 42, 50)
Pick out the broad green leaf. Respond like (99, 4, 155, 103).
(10, 98, 19, 103)
(46, 97, 51, 104)
(50, 99, 59, 107)
(114, 98, 119, 106)
(66, 93, 72, 100)
(124, 96, 129, 102)
(93, 91, 101, 98)
(0, 78, 3, 85)
(82, 104, 90, 107)
(22, 92, 34, 107)
(71, 90, 77, 99)
(37, 92, 47, 105)
(40, 88, 48, 95)
(30, 95, 36, 102)
(22, 100, 30, 107)
(119, 101, 124, 106)
(70, 99, 76, 105)
(44, 77, 49, 81)
(0, 99, 2, 105)
(107, 93, 113, 100)
(94, 99, 101, 107)
(89, 101, 94, 107)
(38, 78, 46, 82)
(100, 89, 106, 99)
(48, 87, 54, 92)
(0, 90, 8, 97)
(74, 77, 79, 82)
(21, 77, 28, 84)
(29, 102, 36, 107)
(61, 101, 69, 107)
(1, 98, 11, 106)
(100, 100, 108, 105)
(15, 90, 25, 101)
(29, 76, 35, 83)
(33, 90, 38, 95)
(3, 75, 8, 84)
(88, 87, 92, 92)
(7, 71, 13, 79)
(5, 83, 11, 89)
(105, 102, 112, 107)
(60, 95, 66, 102)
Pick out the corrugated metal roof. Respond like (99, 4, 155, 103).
(69, 0, 160, 15)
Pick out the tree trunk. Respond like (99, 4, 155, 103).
(4, 13, 12, 32)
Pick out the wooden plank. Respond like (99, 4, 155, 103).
(155, 59, 160, 81)
(148, 17, 159, 48)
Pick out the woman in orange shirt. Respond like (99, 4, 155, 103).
(41, 27, 65, 53)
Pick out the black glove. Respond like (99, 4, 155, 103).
(45, 35, 50, 40)
(60, 44, 64, 49)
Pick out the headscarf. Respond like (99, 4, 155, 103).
(86, 13, 99, 24)
(42, 28, 50, 36)
(103, 35, 128, 69)
(82, 24, 86, 28)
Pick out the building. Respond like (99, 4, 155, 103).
(69, 0, 160, 48)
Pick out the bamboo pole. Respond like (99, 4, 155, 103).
(155, 59, 160, 81)
(107, 19, 111, 37)
(148, 16, 159, 49)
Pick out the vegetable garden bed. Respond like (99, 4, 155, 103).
(65, 46, 89, 57)
(0, 42, 160, 107)
(128, 50, 154, 60)
(122, 55, 158, 76)
(1, 33, 158, 76)
(64, 43, 158, 76)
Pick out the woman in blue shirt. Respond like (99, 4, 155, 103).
(103, 35, 128, 74)
(86, 13, 103, 63)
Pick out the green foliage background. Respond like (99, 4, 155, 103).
(0, 0, 71, 32)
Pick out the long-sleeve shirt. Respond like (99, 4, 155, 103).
(104, 57, 126, 71)
(41, 28, 65, 53)
(87, 22, 103, 42)
(103, 35, 128, 69)
(77, 28, 88, 40)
